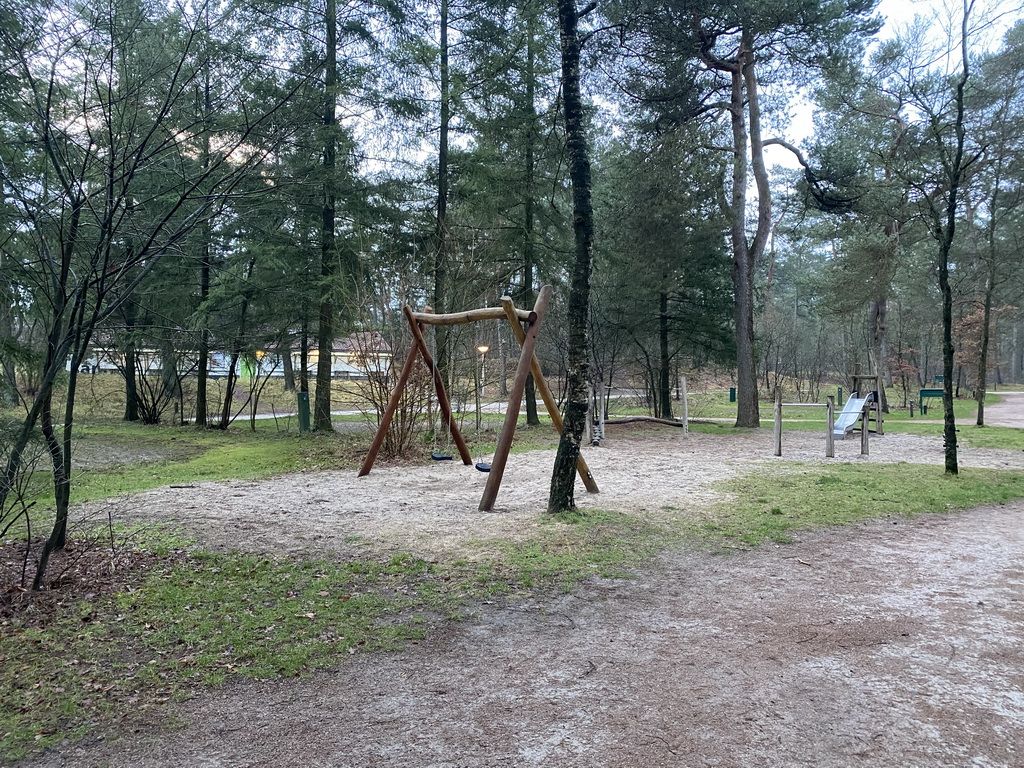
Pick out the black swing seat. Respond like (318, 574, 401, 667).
(431, 452, 454, 461)
(475, 462, 491, 473)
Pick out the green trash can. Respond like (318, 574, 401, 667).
(297, 391, 310, 433)
(729, 387, 736, 403)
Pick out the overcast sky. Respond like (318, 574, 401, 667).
(764, 0, 1021, 168)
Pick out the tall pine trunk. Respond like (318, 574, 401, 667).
(935, 6, 973, 476)
(522, 8, 541, 426)
(313, 0, 338, 432)
(431, 0, 451, 403)
(195, 56, 213, 428)
(548, 0, 594, 514)
(658, 289, 672, 419)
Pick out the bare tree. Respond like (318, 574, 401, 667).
(0, 0, 304, 586)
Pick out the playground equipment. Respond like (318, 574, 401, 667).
(850, 371, 884, 435)
(832, 391, 874, 439)
(358, 286, 599, 512)
(772, 390, 874, 458)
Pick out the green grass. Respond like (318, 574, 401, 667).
(17, 422, 363, 511)
(482, 510, 668, 592)
(701, 462, 1024, 546)
(0, 509, 663, 760)
(1, 549, 434, 758)
(671, 388, 1000, 423)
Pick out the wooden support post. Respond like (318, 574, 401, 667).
(773, 391, 782, 457)
(860, 402, 869, 456)
(480, 287, 552, 512)
(826, 395, 835, 458)
(358, 339, 422, 477)
(404, 307, 472, 466)
(499, 295, 599, 495)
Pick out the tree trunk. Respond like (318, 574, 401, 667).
(299, 310, 310, 393)
(432, 0, 451, 404)
(709, 29, 766, 429)
(195, 231, 211, 426)
(313, 0, 338, 432)
(935, 5, 973, 476)
(548, 0, 595, 514)
(282, 344, 295, 392)
(658, 289, 672, 419)
(522, 9, 541, 426)
(976, 270, 994, 426)
(868, 296, 890, 413)
(122, 300, 140, 422)
(195, 61, 213, 428)
(1014, 321, 1023, 384)
(0, 275, 18, 407)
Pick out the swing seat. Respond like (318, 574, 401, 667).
(431, 452, 454, 461)
(475, 462, 491, 473)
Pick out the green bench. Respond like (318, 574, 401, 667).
(919, 388, 944, 413)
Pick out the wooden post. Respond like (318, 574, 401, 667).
(773, 391, 782, 457)
(404, 307, 473, 466)
(680, 375, 689, 437)
(480, 286, 552, 511)
(860, 401, 869, 456)
(826, 395, 835, 458)
(500, 295, 599, 494)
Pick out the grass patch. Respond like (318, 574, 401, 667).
(673, 389, 997, 424)
(482, 510, 669, 592)
(1, 547, 437, 760)
(17, 422, 366, 513)
(702, 463, 1024, 546)
(0, 508, 664, 760)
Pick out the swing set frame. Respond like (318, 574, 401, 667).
(358, 285, 599, 512)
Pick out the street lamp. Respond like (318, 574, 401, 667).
(476, 344, 489, 431)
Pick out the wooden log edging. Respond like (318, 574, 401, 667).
(603, 416, 686, 427)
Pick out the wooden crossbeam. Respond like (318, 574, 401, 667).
(410, 307, 536, 326)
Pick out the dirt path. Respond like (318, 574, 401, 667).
(984, 391, 1024, 428)
(28, 420, 1024, 767)
(44, 501, 1024, 767)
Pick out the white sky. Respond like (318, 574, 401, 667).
(763, 0, 1021, 169)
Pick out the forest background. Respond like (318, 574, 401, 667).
(2, 0, 1024, 584)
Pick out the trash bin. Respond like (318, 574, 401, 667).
(297, 391, 310, 433)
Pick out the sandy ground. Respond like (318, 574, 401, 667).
(24, 395, 1024, 767)
(87, 416, 1024, 562)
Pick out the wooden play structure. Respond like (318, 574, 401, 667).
(358, 285, 599, 512)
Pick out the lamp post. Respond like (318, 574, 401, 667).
(476, 344, 489, 431)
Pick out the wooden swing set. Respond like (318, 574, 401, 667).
(358, 285, 599, 512)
